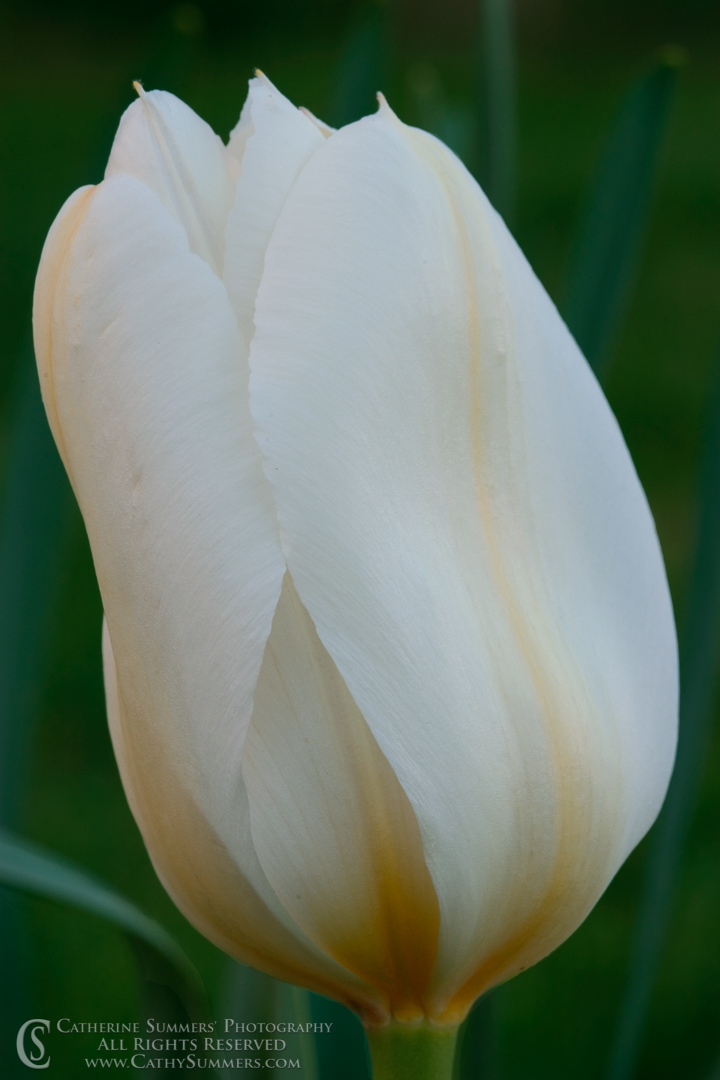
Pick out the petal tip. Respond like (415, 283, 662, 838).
(375, 92, 400, 125)
(253, 69, 274, 91)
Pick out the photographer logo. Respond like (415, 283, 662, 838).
(16, 1019, 50, 1069)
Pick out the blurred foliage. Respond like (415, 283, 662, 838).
(607, 342, 720, 1080)
(476, 0, 517, 221)
(0, 830, 209, 1023)
(0, 0, 719, 1078)
(562, 52, 682, 377)
(0, 0, 365, 37)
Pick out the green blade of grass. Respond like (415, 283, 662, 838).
(607, 349, 720, 1080)
(0, 829, 208, 1022)
(562, 51, 682, 380)
(477, 0, 517, 222)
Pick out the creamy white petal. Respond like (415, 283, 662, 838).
(102, 621, 381, 1019)
(243, 573, 439, 1021)
(223, 72, 325, 345)
(33, 173, 382, 1018)
(106, 86, 237, 276)
(33, 184, 95, 472)
(248, 103, 678, 1022)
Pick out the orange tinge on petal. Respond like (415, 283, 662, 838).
(243, 575, 441, 1024)
(103, 621, 389, 1023)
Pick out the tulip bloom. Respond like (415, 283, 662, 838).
(34, 74, 677, 1078)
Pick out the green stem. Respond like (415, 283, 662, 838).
(366, 1022, 459, 1080)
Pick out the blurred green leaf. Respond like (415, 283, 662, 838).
(607, 345, 720, 1080)
(563, 50, 683, 379)
(0, 891, 30, 1079)
(455, 992, 497, 1079)
(0, 830, 208, 1023)
(0, 357, 74, 830)
(328, 8, 388, 128)
(220, 961, 322, 1080)
(477, 0, 517, 222)
(221, 960, 277, 1026)
(279, 984, 320, 1080)
(0, 356, 75, 1075)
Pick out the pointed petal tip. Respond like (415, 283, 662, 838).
(375, 92, 400, 124)
(253, 69, 274, 89)
(247, 70, 286, 102)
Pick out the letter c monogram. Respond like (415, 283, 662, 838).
(16, 1019, 50, 1069)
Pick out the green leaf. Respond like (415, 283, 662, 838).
(0, 830, 208, 1023)
(563, 50, 683, 379)
(477, 0, 517, 223)
(606, 347, 720, 1080)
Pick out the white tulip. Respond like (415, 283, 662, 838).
(33, 72, 677, 1076)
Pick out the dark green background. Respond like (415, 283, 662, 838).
(0, 1, 719, 1077)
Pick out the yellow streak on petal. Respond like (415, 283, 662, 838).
(385, 115, 625, 1023)
(244, 575, 441, 1022)
(437, 864, 587, 1025)
(438, 153, 622, 1022)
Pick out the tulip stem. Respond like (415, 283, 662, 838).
(365, 1022, 458, 1080)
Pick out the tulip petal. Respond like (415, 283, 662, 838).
(223, 73, 325, 345)
(105, 86, 237, 276)
(248, 103, 677, 1021)
(33, 173, 383, 1020)
(103, 621, 382, 1020)
(243, 573, 440, 1021)
(33, 183, 96, 470)
(299, 106, 336, 138)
